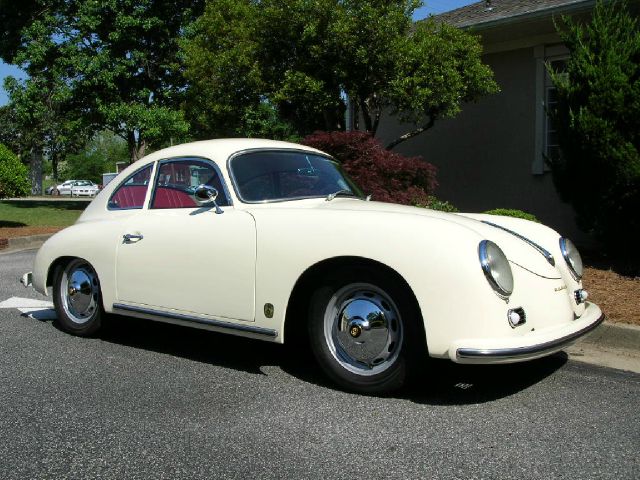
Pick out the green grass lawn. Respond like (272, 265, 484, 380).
(0, 200, 86, 227)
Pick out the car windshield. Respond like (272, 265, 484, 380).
(230, 150, 364, 203)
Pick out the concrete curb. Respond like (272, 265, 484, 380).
(580, 321, 640, 351)
(0, 234, 54, 254)
(568, 321, 640, 374)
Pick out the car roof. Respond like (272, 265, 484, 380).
(136, 138, 327, 168)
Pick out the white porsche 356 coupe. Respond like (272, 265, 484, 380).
(24, 139, 603, 393)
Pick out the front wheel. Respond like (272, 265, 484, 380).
(53, 258, 103, 336)
(308, 268, 424, 394)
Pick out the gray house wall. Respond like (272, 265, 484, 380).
(376, 46, 584, 241)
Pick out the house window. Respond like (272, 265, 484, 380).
(533, 45, 569, 175)
(544, 57, 568, 168)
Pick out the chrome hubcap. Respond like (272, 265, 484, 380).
(324, 283, 403, 376)
(62, 261, 99, 324)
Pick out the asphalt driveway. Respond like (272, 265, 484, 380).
(1, 250, 638, 479)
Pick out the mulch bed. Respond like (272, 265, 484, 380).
(583, 267, 639, 327)
(0, 226, 63, 240)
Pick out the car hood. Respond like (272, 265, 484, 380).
(262, 198, 563, 279)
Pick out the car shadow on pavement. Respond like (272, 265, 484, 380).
(91, 314, 568, 404)
(95, 314, 295, 377)
(404, 352, 568, 405)
(401, 354, 568, 405)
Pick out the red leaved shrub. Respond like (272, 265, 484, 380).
(301, 131, 437, 205)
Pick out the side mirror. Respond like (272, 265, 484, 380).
(194, 184, 224, 214)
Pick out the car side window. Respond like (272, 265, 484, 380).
(150, 158, 230, 209)
(108, 164, 153, 210)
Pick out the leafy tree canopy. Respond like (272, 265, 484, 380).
(182, 0, 498, 148)
(550, 0, 640, 263)
(61, 131, 129, 184)
(3, 0, 203, 163)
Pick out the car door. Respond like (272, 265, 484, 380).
(58, 181, 73, 195)
(114, 157, 257, 322)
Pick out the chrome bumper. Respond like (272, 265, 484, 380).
(454, 303, 605, 363)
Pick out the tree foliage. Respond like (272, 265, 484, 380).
(2, 0, 202, 164)
(550, 0, 640, 261)
(182, 0, 498, 148)
(66, 0, 201, 161)
(0, 143, 30, 198)
(61, 132, 129, 184)
(0, 105, 24, 157)
(302, 131, 437, 204)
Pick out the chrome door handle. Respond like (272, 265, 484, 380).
(123, 233, 144, 243)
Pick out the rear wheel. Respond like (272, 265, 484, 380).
(308, 267, 424, 394)
(53, 258, 103, 336)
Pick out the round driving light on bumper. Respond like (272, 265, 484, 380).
(559, 237, 583, 281)
(508, 307, 526, 328)
(479, 240, 514, 299)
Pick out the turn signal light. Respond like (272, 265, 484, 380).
(574, 289, 588, 305)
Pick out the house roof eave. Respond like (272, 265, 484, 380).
(453, 0, 597, 32)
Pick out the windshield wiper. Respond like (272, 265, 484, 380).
(325, 189, 356, 201)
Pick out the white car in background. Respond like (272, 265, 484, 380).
(49, 180, 77, 195)
(70, 180, 100, 197)
(23, 139, 604, 394)
(51, 180, 99, 197)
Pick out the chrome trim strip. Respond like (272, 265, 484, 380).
(482, 221, 555, 266)
(559, 237, 582, 281)
(112, 303, 277, 337)
(478, 240, 512, 299)
(456, 313, 605, 360)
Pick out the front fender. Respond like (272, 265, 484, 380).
(33, 221, 123, 310)
(250, 208, 497, 353)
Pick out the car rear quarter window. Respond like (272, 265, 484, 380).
(108, 164, 153, 210)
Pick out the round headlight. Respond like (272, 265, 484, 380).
(479, 240, 514, 298)
(559, 237, 583, 280)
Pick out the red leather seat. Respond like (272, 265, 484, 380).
(152, 187, 197, 209)
(111, 185, 148, 209)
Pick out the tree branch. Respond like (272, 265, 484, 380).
(385, 117, 435, 150)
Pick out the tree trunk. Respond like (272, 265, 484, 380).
(385, 118, 435, 150)
(30, 148, 43, 195)
(372, 109, 381, 137)
(127, 131, 137, 164)
(52, 153, 59, 180)
(137, 138, 146, 160)
(359, 98, 373, 132)
(127, 131, 146, 163)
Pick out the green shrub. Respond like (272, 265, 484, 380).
(0, 143, 30, 198)
(484, 208, 540, 223)
(416, 196, 459, 213)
